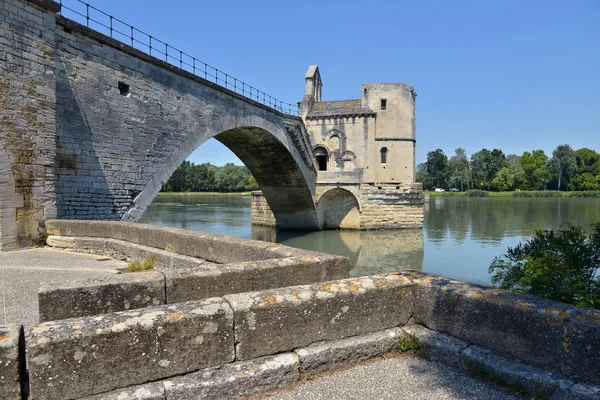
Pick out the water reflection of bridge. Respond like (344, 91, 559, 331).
(252, 228, 424, 277)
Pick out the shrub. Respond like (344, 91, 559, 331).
(465, 189, 488, 197)
(489, 224, 600, 309)
(397, 332, 428, 357)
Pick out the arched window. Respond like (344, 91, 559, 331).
(314, 146, 329, 171)
(380, 147, 388, 165)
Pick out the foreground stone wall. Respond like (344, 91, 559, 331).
(40, 220, 349, 321)
(6, 271, 597, 399)
(0, 0, 60, 250)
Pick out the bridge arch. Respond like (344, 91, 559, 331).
(316, 187, 361, 229)
(122, 115, 321, 230)
(0, 144, 17, 250)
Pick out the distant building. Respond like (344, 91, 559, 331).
(299, 65, 417, 186)
(252, 66, 424, 230)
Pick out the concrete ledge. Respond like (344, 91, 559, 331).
(401, 271, 600, 386)
(402, 324, 468, 369)
(27, 298, 234, 399)
(224, 273, 414, 360)
(461, 345, 574, 399)
(163, 353, 299, 399)
(0, 325, 23, 400)
(38, 271, 166, 322)
(165, 256, 346, 304)
(296, 328, 402, 376)
(45, 220, 306, 263)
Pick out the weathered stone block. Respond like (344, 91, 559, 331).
(0, 325, 23, 400)
(461, 345, 574, 400)
(224, 273, 414, 360)
(402, 324, 468, 368)
(27, 298, 234, 399)
(82, 382, 165, 400)
(406, 272, 600, 386)
(296, 328, 402, 376)
(38, 271, 165, 321)
(165, 256, 347, 304)
(570, 383, 600, 400)
(163, 353, 299, 399)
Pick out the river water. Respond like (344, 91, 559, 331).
(139, 196, 600, 285)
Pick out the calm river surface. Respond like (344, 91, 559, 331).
(139, 196, 600, 285)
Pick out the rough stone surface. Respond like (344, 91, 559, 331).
(402, 324, 469, 369)
(47, 235, 212, 270)
(296, 328, 402, 376)
(165, 256, 348, 304)
(0, 324, 23, 400)
(27, 298, 234, 399)
(0, 0, 59, 249)
(570, 383, 600, 400)
(45, 220, 327, 263)
(224, 273, 414, 360)
(38, 271, 165, 321)
(404, 272, 600, 386)
(82, 382, 165, 400)
(461, 345, 574, 400)
(164, 353, 300, 399)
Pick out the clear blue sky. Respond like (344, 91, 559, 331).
(61, 0, 600, 165)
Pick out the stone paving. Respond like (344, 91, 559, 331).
(261, 355, 518, 400)
(0, 248, 125, 326)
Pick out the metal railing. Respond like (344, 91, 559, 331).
(58, 1, 299, 115)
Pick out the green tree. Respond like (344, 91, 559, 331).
(487, 149, 507, 189)
(570, 148, 600, 191)
(447, 148, 470, 191)
(548, 144, 577, 191)
(489, 224, 600, 309)
(415, 163, 430, 189)
(425, 149, 448, 189)
(521, 150, 551, 190)
(491, 154, 524, 191)
(470, 149, 492, 190)
(214, 163, 251, 192)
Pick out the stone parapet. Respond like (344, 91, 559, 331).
(3, 270, 600, 398)
(27, 298, 235, 399)
(0, 325, 24, 400)
(41, 221, 350, 321)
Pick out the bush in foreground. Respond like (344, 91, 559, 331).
(489, 224, 600, 309)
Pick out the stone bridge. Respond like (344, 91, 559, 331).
(0, 0, 322, 250)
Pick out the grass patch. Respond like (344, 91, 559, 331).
(125, 254, 155, 273)
(396, 332, 428, 357)
(158, 191, 252, 196)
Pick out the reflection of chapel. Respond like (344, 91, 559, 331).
(299, 65, 417, 186)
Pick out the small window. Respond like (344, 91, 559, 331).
(380, 147, 388, 164)
(380, 99, 387, 110)
(363, 88, 368, 97)
(118, 82, 130, 97)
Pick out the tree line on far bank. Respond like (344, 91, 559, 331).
(161, 161, 259, 193)
(418, 144, 600, 192)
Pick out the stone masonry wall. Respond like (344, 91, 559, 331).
(0, 0, 60, 249)
(52, 16, 319, 228)
(358, 183, 424, 229)
(252, 183, 424, 229)
(251, 191, 276, 227)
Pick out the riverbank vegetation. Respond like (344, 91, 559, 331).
(489, 224, 600, 309)
(418, 144, 600, 192)
(428, 190, 600, 198)
(161, 161, 259, 193)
